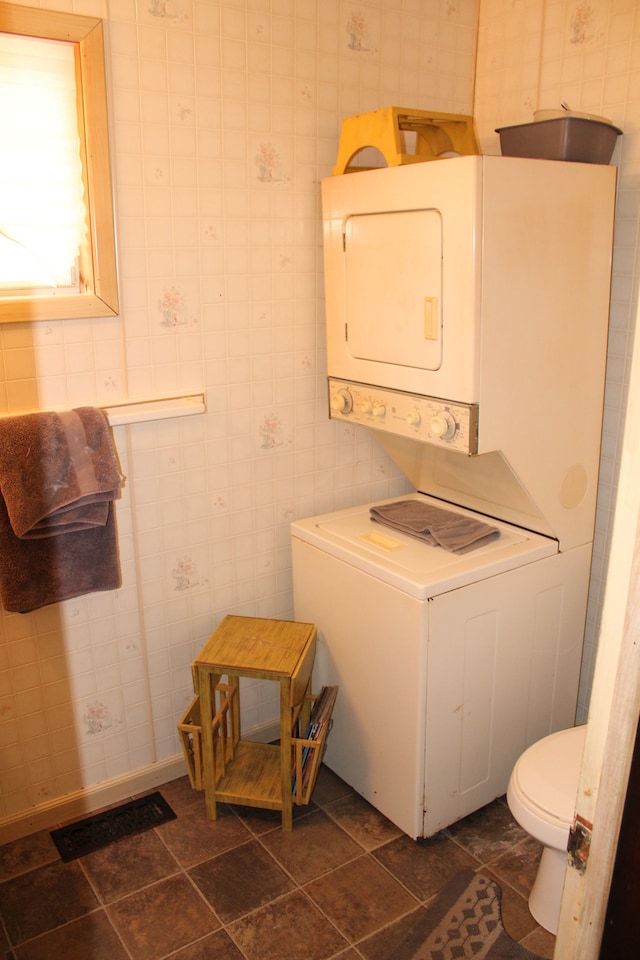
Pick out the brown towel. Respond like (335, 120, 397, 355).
(370, 499, 499, 554)
(0, 408, 121, 538)
(0, 408, 123, 613)
(0, 497, 121, 613)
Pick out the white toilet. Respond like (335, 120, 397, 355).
(507, 724, 587, 936)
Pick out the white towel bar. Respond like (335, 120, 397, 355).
(0, 393, 207, 427)
(102, 393, 206, 426)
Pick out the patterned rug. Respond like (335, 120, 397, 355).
(386, 870, 544, 960)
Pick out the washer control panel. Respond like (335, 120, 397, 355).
(328, 378, 479, 455)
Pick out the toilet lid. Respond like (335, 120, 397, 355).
(514, 725, 587, 824)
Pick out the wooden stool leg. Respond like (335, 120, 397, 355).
(280, 677, 293, 830)
(198, 669, 218, 820)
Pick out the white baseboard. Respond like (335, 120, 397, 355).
(0, 755, 187, 845)
(0, 718, 281, 845)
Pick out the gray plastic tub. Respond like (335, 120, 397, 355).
(496, 117, 622, 164)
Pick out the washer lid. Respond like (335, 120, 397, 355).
(515, 725, 587, 825)
(291, 493, 558, 600)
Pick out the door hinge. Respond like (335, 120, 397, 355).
(568, 814, 592, 874)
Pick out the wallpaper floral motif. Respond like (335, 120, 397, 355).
(254, 142, 291, 185)
(568, 2, 603, 45)
(82, 700, 121, 736)
(258, 413, 291, 450)
(172, 555, 208, 592)
(158, 287, 198, 329)
(343, 5, 380, 55)
(147, 0, 190, 24)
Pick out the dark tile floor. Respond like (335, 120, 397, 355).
(0, 767, 555, 960)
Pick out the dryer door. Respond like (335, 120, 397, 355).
(344, 208, 443, 371)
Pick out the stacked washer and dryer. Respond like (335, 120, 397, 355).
(291, 155, 617, 840)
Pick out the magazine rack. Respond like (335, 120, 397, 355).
(189, 615, 323, 830)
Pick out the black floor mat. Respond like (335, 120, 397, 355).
(50, 792, 177, 862)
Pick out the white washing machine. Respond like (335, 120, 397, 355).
(292, 492, 591, 839)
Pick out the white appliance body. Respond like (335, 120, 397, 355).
(291, 156, 616, 839)
(291, 494, 591, 839)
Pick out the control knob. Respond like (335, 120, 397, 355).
(330, 389, 353, 415)
(406, 409, 421, 426)
(373, 403, 386, 418)
(430, 411, 457, 441)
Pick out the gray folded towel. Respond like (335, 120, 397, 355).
(370, 499, 499, 554)
(0, 408, 123, 612)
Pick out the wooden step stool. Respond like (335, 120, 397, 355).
(333, 106, 480, 175)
